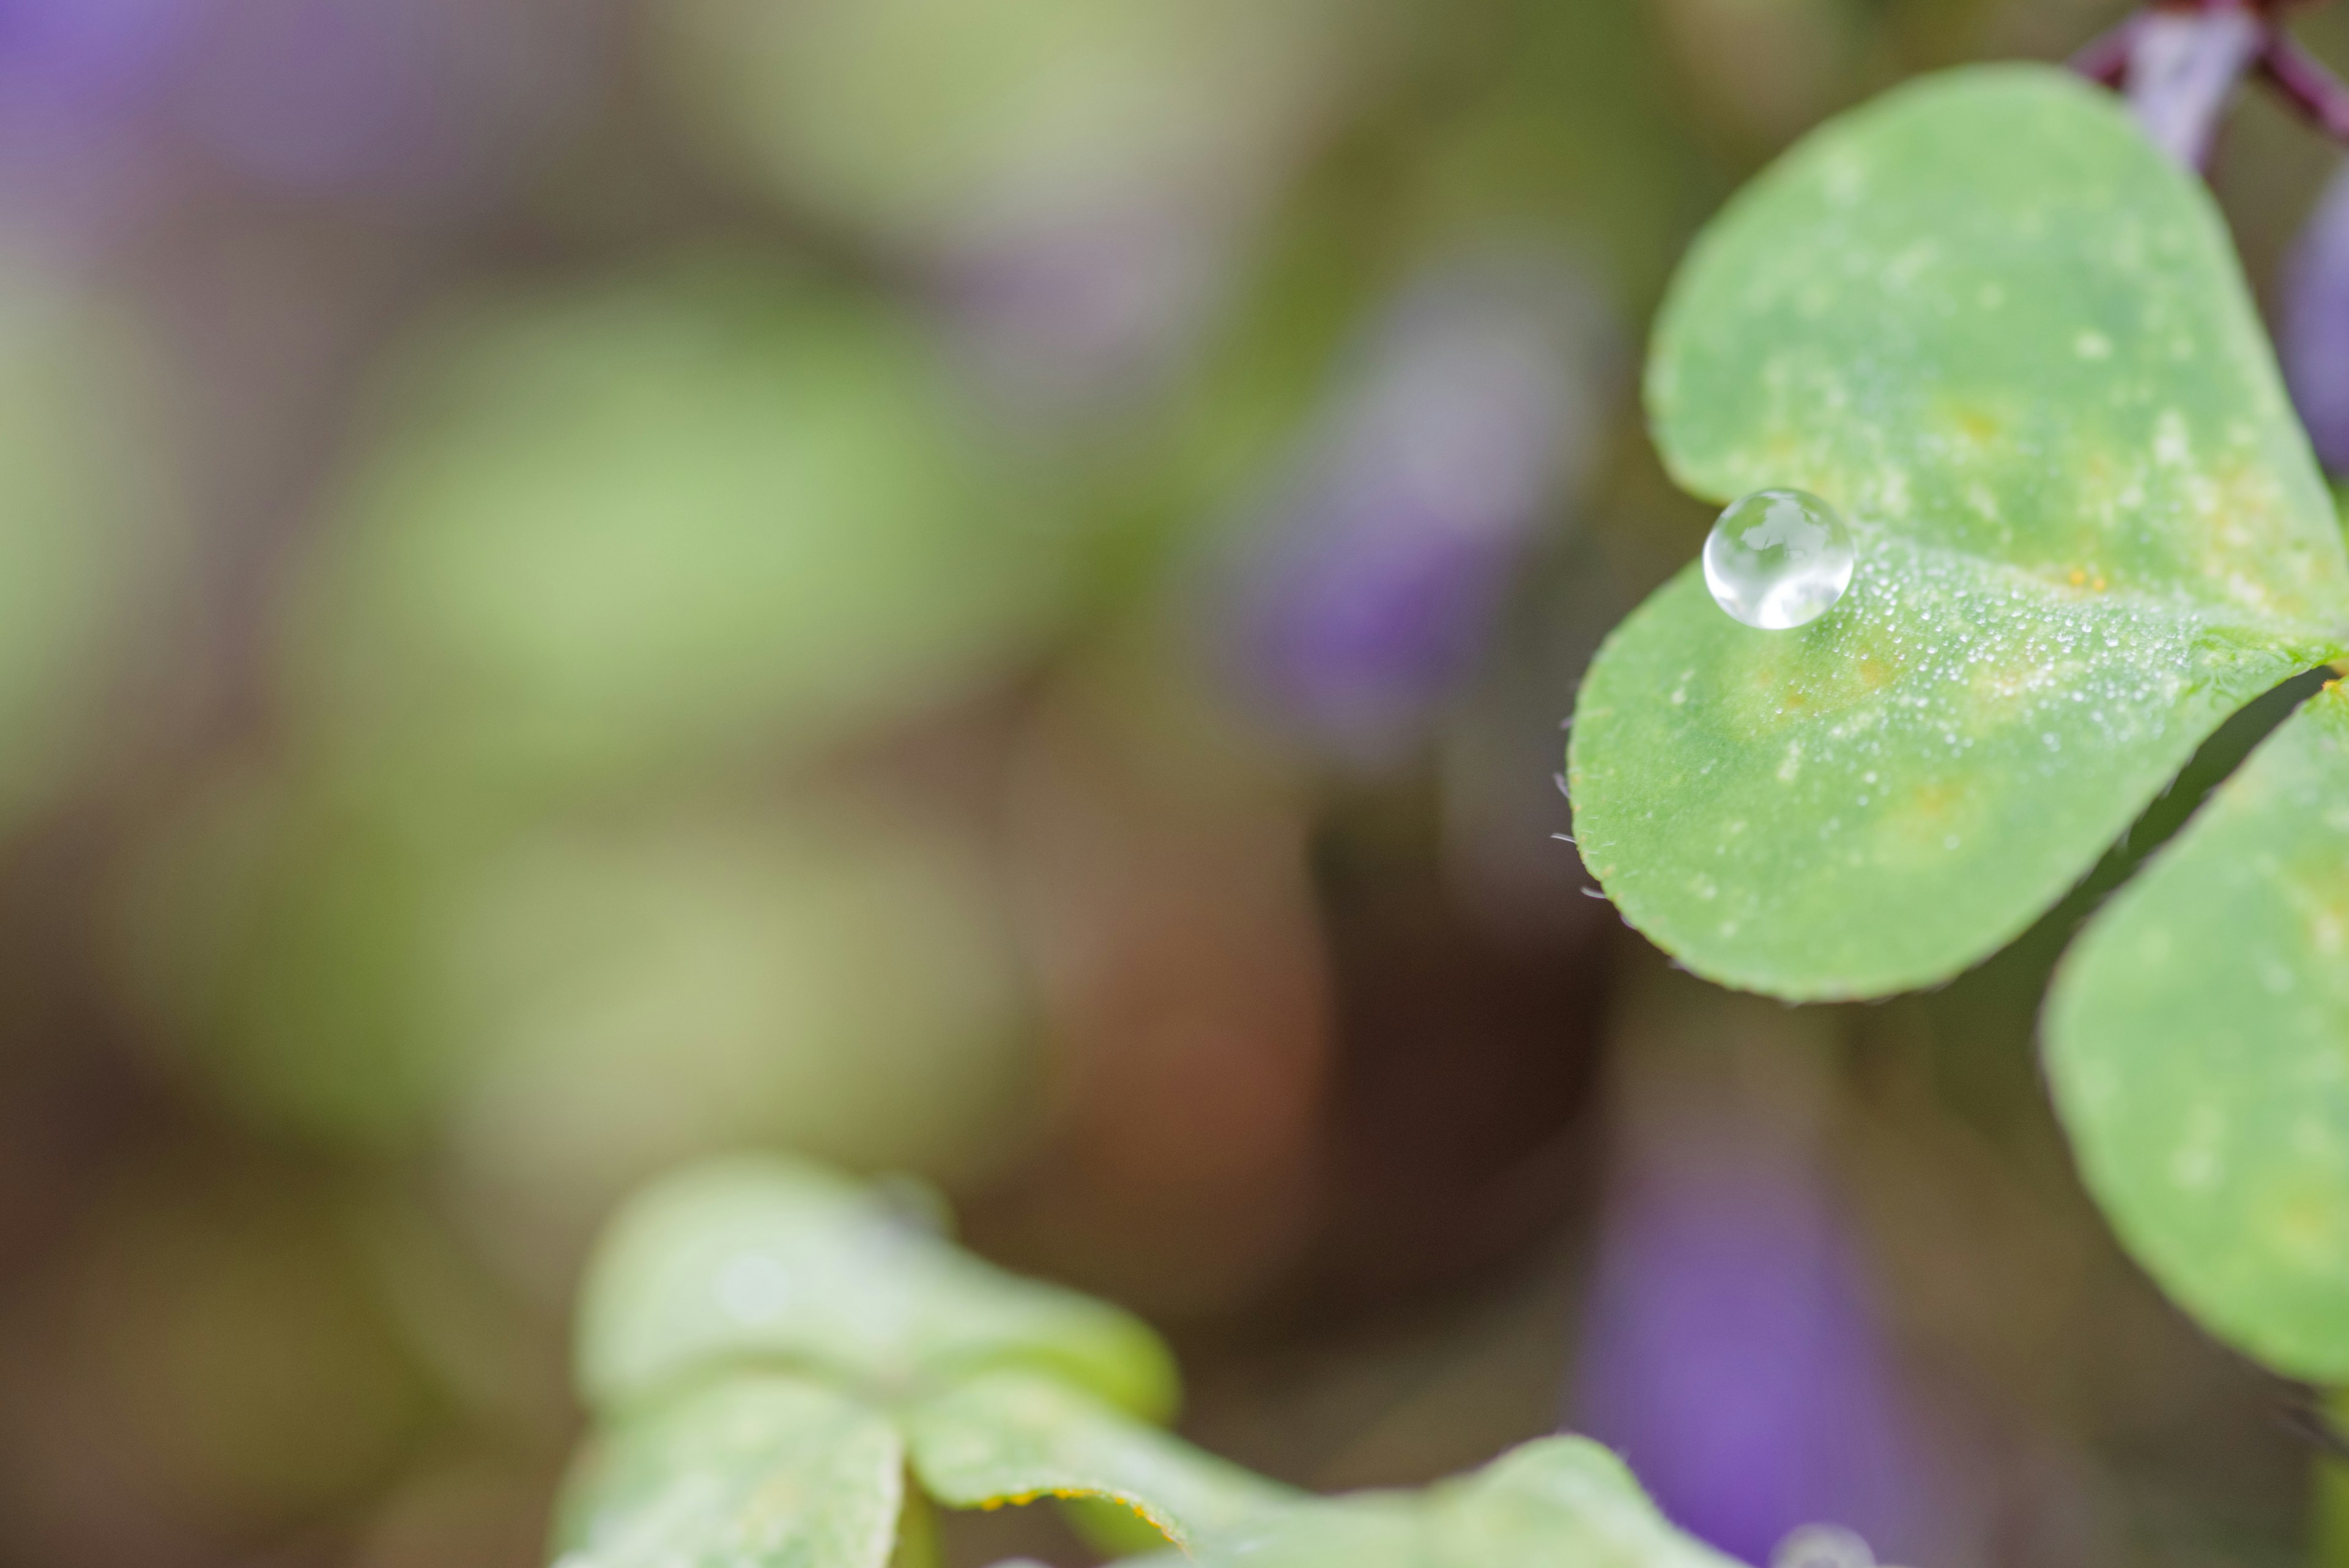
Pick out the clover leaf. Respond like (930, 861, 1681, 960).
(551, 1375, 904, 1568)
(1122, 1436, 1743, 1568)
(554, 1157, 1272, 1566)
(576, 1157, 1176, 1420)
(1568, 65, 2349, 999)
(553, 1161, 1731, 1567)
(904, 1370, 1294, 1551)
(2047, 680, 2349, 1382)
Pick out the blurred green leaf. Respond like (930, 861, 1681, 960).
(2046, 680, 2349, 1381)
(435, 801, 1036, 1222)
(0, 269, 174, 834)
(124, 789, 1034, 1191)
(557, 1168, 1723, 1567)
(1569, 65, 2349, 1000)
(117, 771, 459, 1144)
(887, 1486, 940, 1568)
(18, 1161, 434, 1523)
(286, 259, 1062, 802)
(576, 1157, 1178, 1422)
(653, 0, 1356, 252)
(903, 1369, 1294, 1550)
(1123, 1437, 1743, 1567)
(552, 1375, 902, 1568)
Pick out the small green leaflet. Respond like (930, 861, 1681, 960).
(1570, 65, 2349, 999)
(576, 1156, 1176, 1420)
(2047, 681, 2349, 1381)
(1121, 1437, 1746, 1568)
(552, 1160, 1720, 1567)
(555, 1158, 1246, 1567)
(552, 1376, 903, 1568)
(904, 1369, 1296, 1550)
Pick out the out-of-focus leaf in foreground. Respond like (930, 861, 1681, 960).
(552, 1375, 903, 1568)
(551, 1157, 1283, 1567)
(1123, 1436, 1745, 1568)
(904, 1370, 1294, 1550)
(650, 0, 1351, 258)
(2047, 680, 2349, 1381)
(558, 1162, 1724, 1567)
(1570, 65, 2349, 999)
(122, 792, 1034, 1201)
(576, 1157, 1176, 1422)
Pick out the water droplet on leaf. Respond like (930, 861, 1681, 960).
(1703, 489, 1855, 630)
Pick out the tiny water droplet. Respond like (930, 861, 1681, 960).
(1703, 488, 1856, 630)
(1772, 1524, 1876, 1568)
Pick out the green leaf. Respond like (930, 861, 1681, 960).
(888, 1486, 940, 1568)
(902, 1369, 1296, 1550)
(2046, 680, 2349, 1381)
(1453, 1440, 1744, 1567)
(654, 0, 1348, 256)
(551, 1374, 903, 1568)
(120, 787, 1034, 1180)
(576, 1157, 1178, 1422)
(285, 258, 1062, 804)
(1123, 1437, 1741, 1568)
(1569, 65, 2349, 999)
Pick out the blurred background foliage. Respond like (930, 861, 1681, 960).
(0, 1, 2345, 1565)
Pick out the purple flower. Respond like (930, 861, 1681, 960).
(1571, 1112, 1926, 1565)
(2283, 161, 2349, 475)
(1213, 250, 1609, 765)
(932, 199, 1231, 424)
(0, 0, 195, 221)
(0, 0, 596, 226)
(0, 0, 187, 105)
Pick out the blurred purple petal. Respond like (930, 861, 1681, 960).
(0, 0, 195, 223)
(2121, 9, 2263, 171)
(1573, 1117, 1924, 1564)
(1216, 250, 1608, 765)
(2284, 161, 2349, 475)
(0, 0, 189, 103)
(935, 199, 1231, 421)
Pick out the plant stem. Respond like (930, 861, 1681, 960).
(2126, 6, 2271, 168)
(2072, 14, 2146, 87)
(2073, 1, 2349, 168)
(2262, 31, 2349, 139)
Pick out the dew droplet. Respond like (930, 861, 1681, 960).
(1703, 488, 1856, 630)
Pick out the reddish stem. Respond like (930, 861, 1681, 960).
(2127, 7, 2271, 167)
(2072, 15, 2146, 86)
(2074, 1, 2349, 165)
(2260, 31, 2349, 139)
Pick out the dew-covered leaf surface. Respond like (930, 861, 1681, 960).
(902, 1369, 1296, 1550)
(575, 1157, 1178, 1420)
(1123, 1438, 1745, 1568)
(2046, 681, 2349, 1381)
(551, 1375, 903, 1568)
(1570, 64, 2349, 999)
